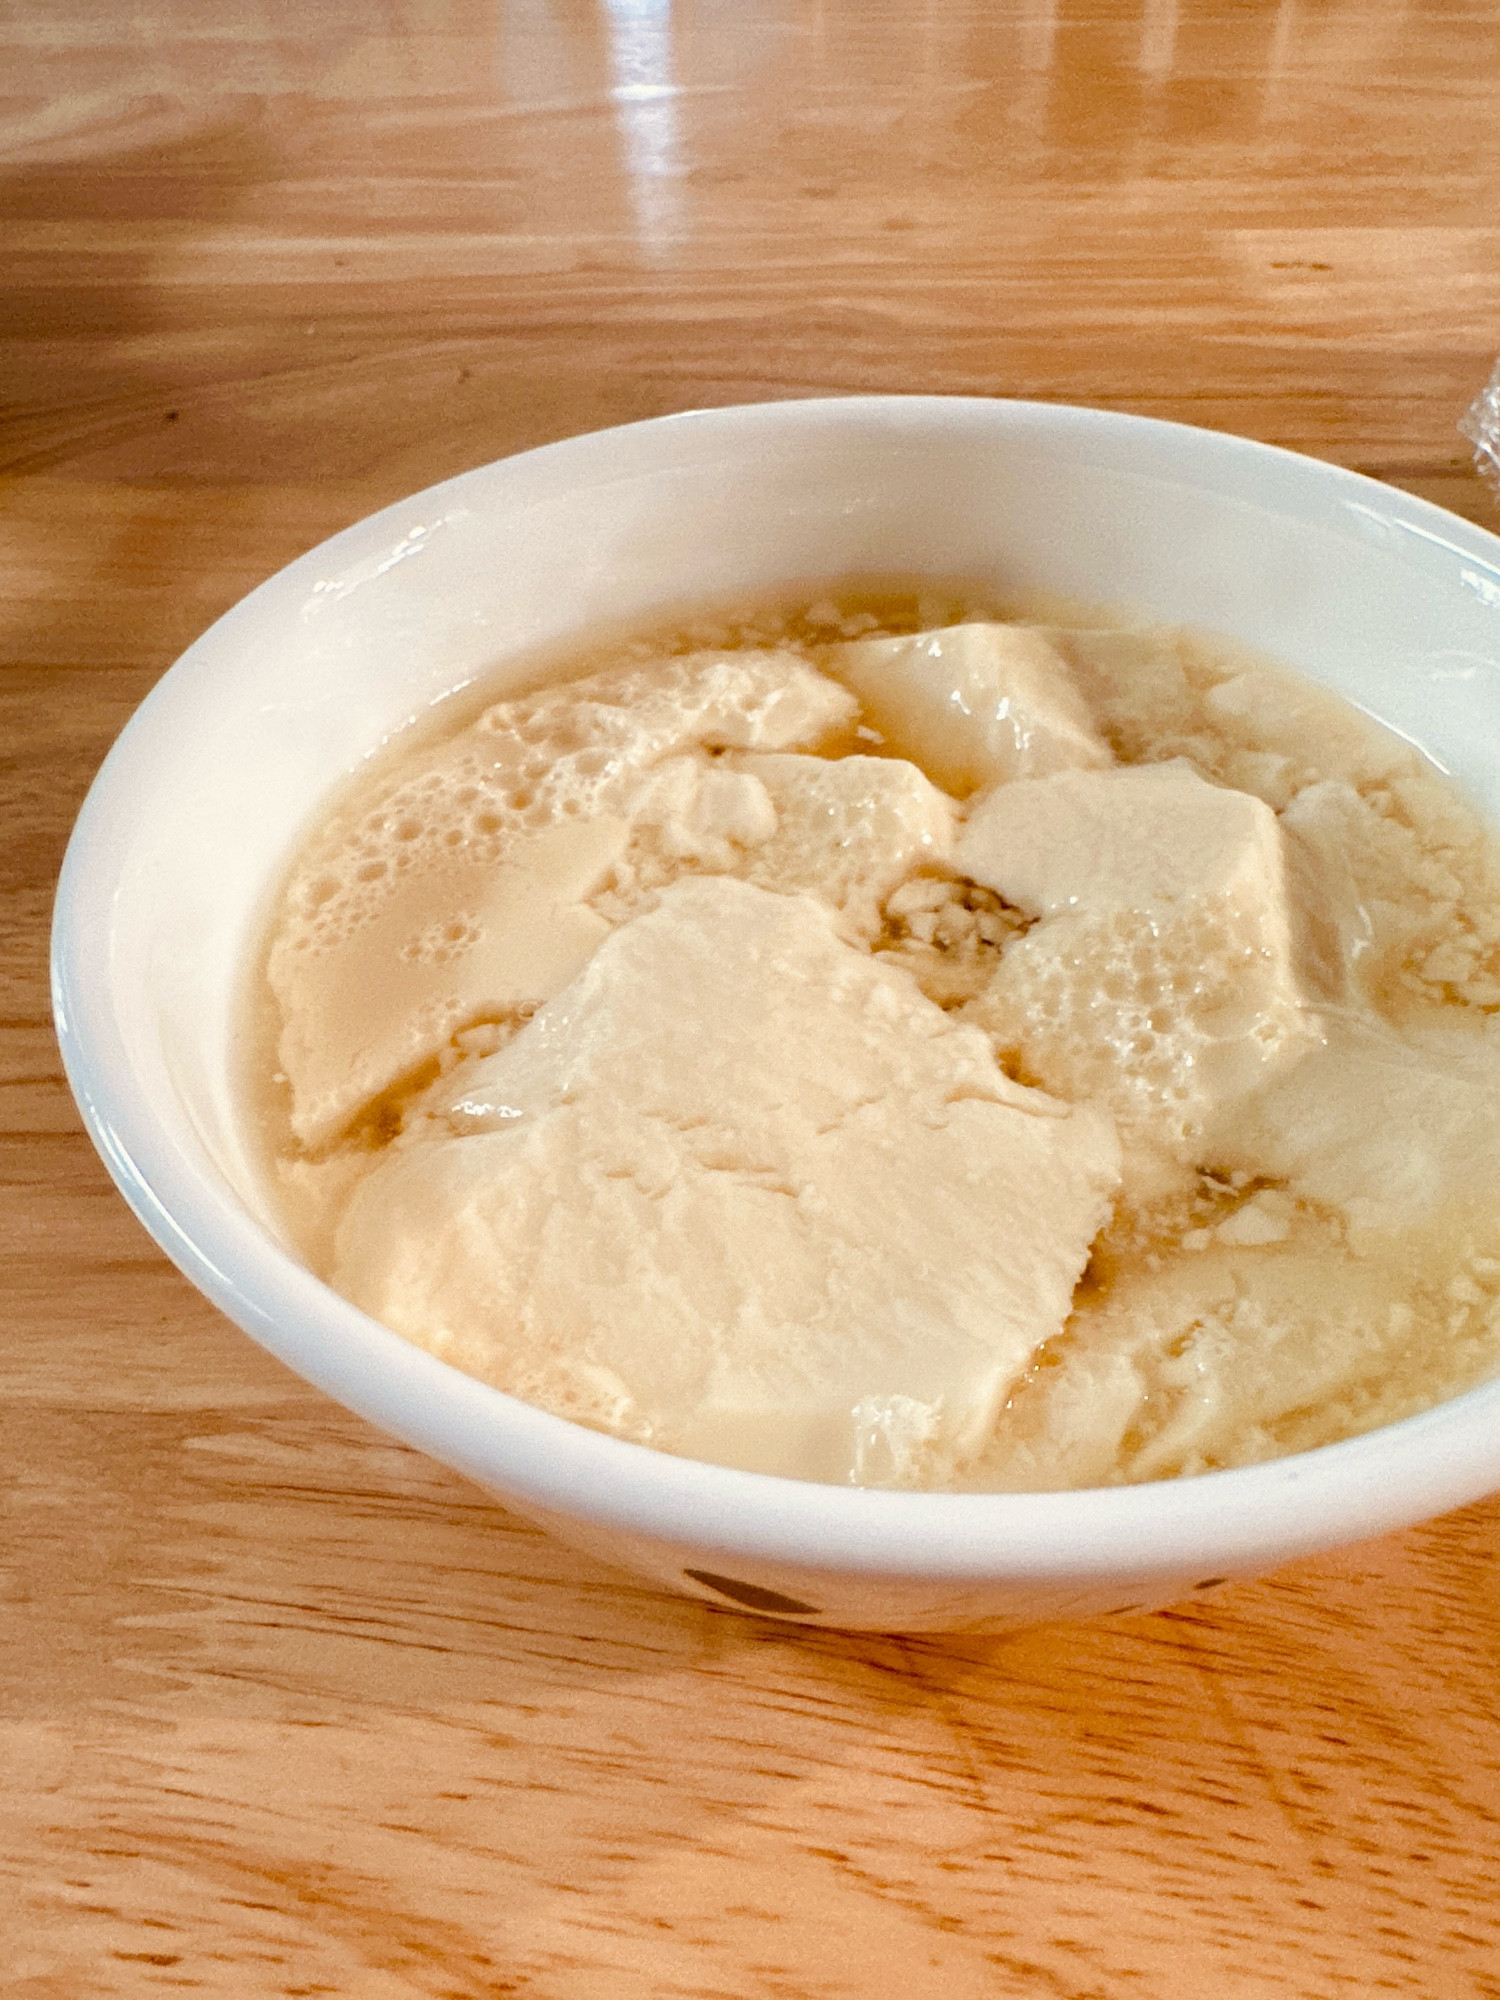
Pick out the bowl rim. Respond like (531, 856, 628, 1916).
(51, 391, 1500, 1585)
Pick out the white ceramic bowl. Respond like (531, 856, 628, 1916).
(53, 396, 1500, 1631)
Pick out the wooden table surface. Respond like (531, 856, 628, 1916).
(7, 3, 1500, 1992)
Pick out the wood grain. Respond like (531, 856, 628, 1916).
(4, 2, 1500, 1992)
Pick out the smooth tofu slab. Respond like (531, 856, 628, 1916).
(824, 622, 1110, 795)
(1213, 1018, 1500, 1235)
(335, 877, 1121, 1486)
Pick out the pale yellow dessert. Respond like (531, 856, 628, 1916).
(957, 760, 1321, 1163)
(825, 621, 1111, 792)
(259, 595, 1500, 1489)
(269, 646, 857, 1148)
(336, 876, 1119, 1485)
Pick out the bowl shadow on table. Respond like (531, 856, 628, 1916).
(154, 1398, 1500, 1736)
(0, 107, 292, 482)
(0, 108, 357, 1735)
(0, 102, 381, 1729)
(0, 111, 295, 1024)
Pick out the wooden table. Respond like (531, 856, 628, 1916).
(6, 3, 1500, 1991)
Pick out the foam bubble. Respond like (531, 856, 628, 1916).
(269, 649, 857, 1144)
(975, 893, 1310, 1153)
(276, 649, 855, 966)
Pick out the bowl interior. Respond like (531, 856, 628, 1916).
(52, 396, 1500, 1596)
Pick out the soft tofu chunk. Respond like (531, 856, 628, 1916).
(729, 752, 956, 936)
(823, 622, 1110, 796)
(957, 760, 1320, 1155)
(1278, 780, 1382, 1005)
(622, 754, 779, 868)
(272, 649, 858, 1144)
(271, 817, 629, 1149)
(1214, 1018, 1500, 1236)
(1203, 666, 1413, 789)
(463, 645, 860, 776)
(1031, 627, 1199, 750)
(973, 1232, 1404, 1489)
(335, 877, 1121, 1487)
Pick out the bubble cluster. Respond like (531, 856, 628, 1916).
(735, 753, 954, 935)
(276, 649, 853, 961)
(981, 896, 1306, 1152)
(399, 916, 482, 968)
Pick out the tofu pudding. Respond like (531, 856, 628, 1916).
(258, 588, 1500, 1490)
